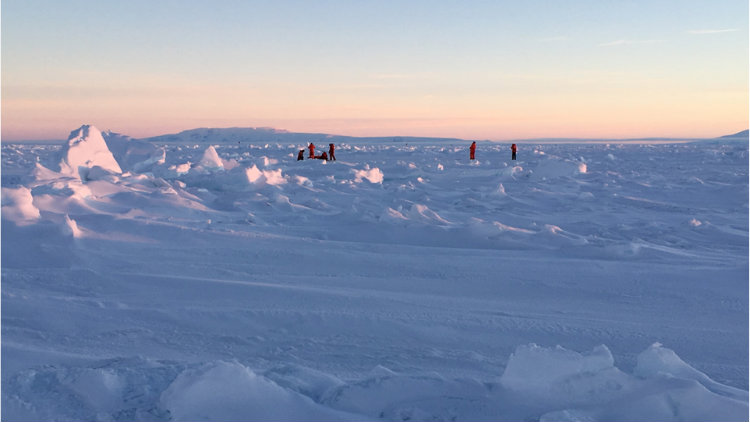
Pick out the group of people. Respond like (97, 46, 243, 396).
(470, 141, 517, 160)
(298, 142, 336, 161)
(297, 141, 517, 162)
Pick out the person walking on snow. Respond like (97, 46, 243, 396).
(469, 141, 476, 160)
(511, 143, 517, 160)
(308, 142, 315, 159)
(328, 143, 336, 161)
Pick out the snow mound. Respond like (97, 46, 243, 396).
(353, 167, 384, 183)
(160, 361, 357, 421)
(245, 165, 287, 186)
(502, 343, 748, 422)
(635, 342, 748, 401)
(1, 186, 40, 224)
(58, 125, 122, 177)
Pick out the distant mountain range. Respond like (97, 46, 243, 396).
(140, 127, 750, 144)
(719, 129, 749, 139)
(142, 127, 468, 145)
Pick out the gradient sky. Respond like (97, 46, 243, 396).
(2, 0, 748, 141)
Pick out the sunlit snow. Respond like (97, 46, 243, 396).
(2, 125, 747, 421)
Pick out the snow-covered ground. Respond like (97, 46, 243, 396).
(2, 125, 748, 421)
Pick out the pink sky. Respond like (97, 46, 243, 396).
(2, 1, 747, 141)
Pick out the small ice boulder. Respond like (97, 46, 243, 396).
(1, 186, 40, 224)
(353, 167, 384, 184)
(500, 343, 616, 393)
(199, 146, 224, 170)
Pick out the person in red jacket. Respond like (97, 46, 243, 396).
(308, 142, 315, 159)
(511, 143, 517, 160)
(328, 143, 336, 161)
(469, 141, 476, 160)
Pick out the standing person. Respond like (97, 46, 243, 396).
(328, 143, 336, 161)
(308, 142, 315, 159)
(511, 143, 517, 160)
(469, 141, 476, 160)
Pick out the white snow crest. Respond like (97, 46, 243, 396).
(245, 165, 287, 186)
(493, 221, 534, 234)
(383, 207, 409, 221)
(198, 146, 224, 170)
(63, 214, 83, 238)
(353, 167, 384, 183)
(169, 162, 192, 175)
(1, 186, 40, 224)
(59, 125, 122, 177)
(503, 343, 748, 422)
(408, 204, 451, 225)
(32, 162, 64, 181)
(160, 361, 353, 421)
(263, 168, 286, 185)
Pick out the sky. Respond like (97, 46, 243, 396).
(1, 0, 748, 141)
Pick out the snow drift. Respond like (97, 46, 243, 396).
(1, 186, 40, 224)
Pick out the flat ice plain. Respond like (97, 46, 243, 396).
(2, 126, 748, 421)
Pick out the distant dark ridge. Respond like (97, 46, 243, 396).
(136, 126, 703, 145)
(719, 129, 749, 139)
(141, 127, 469, 144)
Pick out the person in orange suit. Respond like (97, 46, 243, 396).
(511, 143, 517, 160)
(329, 143, 336, 161)
(469, 141, 476, 160)
(308, 142, 315, 159)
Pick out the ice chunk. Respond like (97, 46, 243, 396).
(353, 167, 384, 183)
(59, 125, 122, 177)
(500, 343, 616, 393)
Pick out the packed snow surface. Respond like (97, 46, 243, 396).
(2, 126, 748, 421)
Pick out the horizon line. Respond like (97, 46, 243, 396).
(2, 125, 747, 144)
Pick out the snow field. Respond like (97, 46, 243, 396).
(1, 126, 747, 421)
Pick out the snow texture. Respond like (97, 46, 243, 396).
(1, 125, 747, 421)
